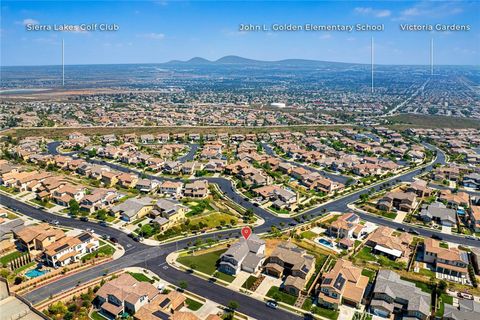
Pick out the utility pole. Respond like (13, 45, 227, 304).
(62, 39, 65, 86)
(430, 38, 434, 76)
(371, 37, 374, 94)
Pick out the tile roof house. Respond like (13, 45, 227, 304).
(366, 227, 412, 260)
(318, 259, 369, 309)
(96, 273, 159, 319)
(423, 238, 469, 283)
(470, 206, 480, 232)
(439, 190, 470, 209)
(43, 232, 99, 267)
(377, 191, 417, 212)
(183, 180, 208, 198)
(328, 213, 360, 239)
(13, 223, 65, 253)
(218, 234, 265, 275)
(370, 270, 430, 319)
(264, 242, 315, 296)
(158, 181, 183, 197)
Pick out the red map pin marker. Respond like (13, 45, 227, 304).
(241, 226, 252, 240)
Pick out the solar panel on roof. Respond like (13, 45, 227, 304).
(78, 233, 91, 242)
(159, 298, 171, 308)
(152, 310, 170, 320)
(334, 275, 346, 290)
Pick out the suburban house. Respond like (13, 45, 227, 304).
(158, 181, 183, 197)
(95, 273, 159, 319)
(470, 206, 480, 232)
(136, 179, 160, 193)
(218, 234, 265, 275)
(80, 188, 120, 213)
(318, 259, 369, 309)
(110, 197, 155, 222)
(149, 198, 188, 231)
(43, 232, 99, 267)
(463, 173, 480, 190)
(327, 213, 360, 239)
(444, 297, 480, 320)
(423, 238, 469, 283)
(365, 227, 412, 260)
(419, 202, 457, 226)
(377, 191, 417, 212)
(264, 242, 316, 296)
(134, 290, 198, 320)
(407, 179, 433, 198)
(370, 270, 430, 319)
(13, 223, 65, 253)
(183, 180, 208, 198)
(439, 190, 470, 209)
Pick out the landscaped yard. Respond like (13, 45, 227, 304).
(242, 275, 258, 290)
(354, 247, 406, 270)
(0, 251, 23, 266)
(300, 230, 317, 240)
(185, 298, 203, 311)
(30, 198, 55, 208)
(176, 249, 226, 275)
(82, 245, 115, 261)
(361, 268, 376, 282)
(213, 271, 235, 283)
(266, 286, 297, 305)
(189, 212, 238, 229)
(127, 272, 154, 283)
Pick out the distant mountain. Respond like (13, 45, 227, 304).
(163, 55, 359, 67)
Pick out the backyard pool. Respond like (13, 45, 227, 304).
(317, 238, 334, 248)
(25, 268, 49, 278)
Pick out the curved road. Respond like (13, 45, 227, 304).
(0, 141, 477, 320)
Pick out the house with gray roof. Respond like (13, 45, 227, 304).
(444, 299, 480, 320)
(111, 197, 154, 221)
(419, 202, 456, 226)
(370, 270, 431, 319)
(218, 234, 265, 275)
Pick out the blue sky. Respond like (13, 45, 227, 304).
(1, 1, 479, 66)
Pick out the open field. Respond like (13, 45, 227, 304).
(388, 114, 480, 129)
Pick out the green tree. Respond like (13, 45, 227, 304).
(69, 199, 80, 216)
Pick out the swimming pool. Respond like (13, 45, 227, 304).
(25, 269, 49, 278)
(317, 238, 334, 247)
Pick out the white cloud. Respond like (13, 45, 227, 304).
(354, 7, 391, 18)
(21, 18, 39, 26)
(140, 33, 165, 40)
(395, 1, 464, 21)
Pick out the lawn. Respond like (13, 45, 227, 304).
(213, 271, 235, 283)
(355, 247, 376, 262)
(300, 230, 317, 240)
(242, 275, 258, 290)
(189, 212, 238, 229)
(82, 245, 115, 261)
(30, 198, 55, 208)
(176, 249, 226, 275)
(361, 268, 376, 283)
(266, 286, 297, 305)
(0, 251, 23, 266)
(311, 306, 339, 320)
(400, 277, 432, 293)
(185, 298, 203, 311)
(90, 311, 104, 320)
(128, 272, 154, 283)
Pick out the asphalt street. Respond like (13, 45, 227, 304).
(1, 141, 478, 320)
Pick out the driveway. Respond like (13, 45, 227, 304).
(229, 270, 251, 289)
(254, 274, 282, 296)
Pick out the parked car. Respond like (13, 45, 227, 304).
(266, 300, 278, 309)
(431, 234, 443, 241)
(110, 237, 118, 244)
(397, 227, 406, 232)
(99, 221, 107, 227)
(80, 217, 89, 222)
(457, 292, 474, 300)
(51, 220, 59, 226)
(408, 228, 420, 235)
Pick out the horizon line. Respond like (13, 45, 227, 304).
(1, 56, 479, 68)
